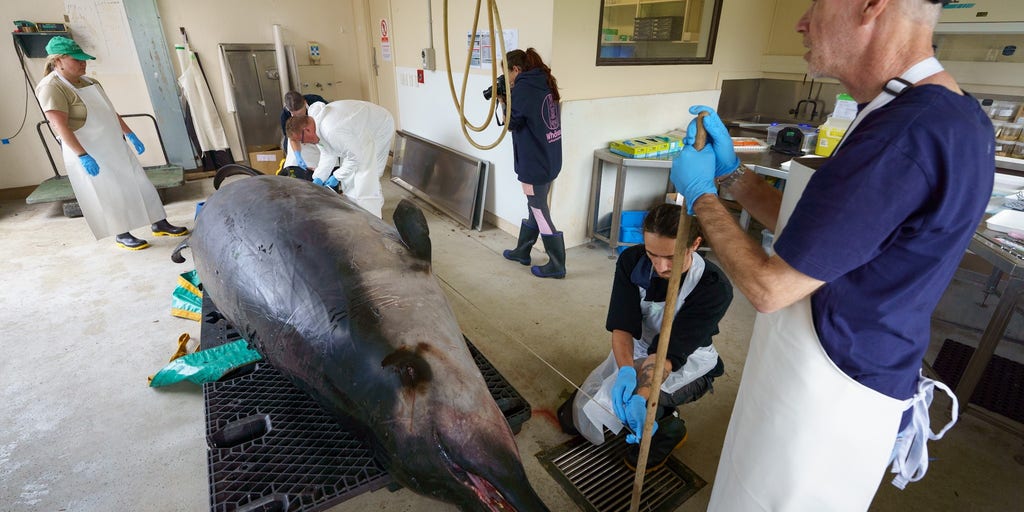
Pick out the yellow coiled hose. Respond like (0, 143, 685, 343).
(443, 0, 511, 150)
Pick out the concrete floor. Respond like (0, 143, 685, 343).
(2, 175, 1023, 511)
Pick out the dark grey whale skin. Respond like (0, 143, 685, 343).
(175, 176, 548, 511)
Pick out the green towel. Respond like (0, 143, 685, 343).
(149, 340, 262, 387)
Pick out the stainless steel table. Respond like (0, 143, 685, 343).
(957, 229, 1024, 434)
(587, 149, 674, 252)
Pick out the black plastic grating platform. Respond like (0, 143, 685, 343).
(201, 295, 532, 512)
(931, 339, 1024, 424)
(536, 432, 705, 512)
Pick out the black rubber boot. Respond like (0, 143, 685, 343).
(623, 415, 687, 473)
(531, 232, 566, 279)
(152, 219, 189, 237)
(115, 232, 150, 251)
(556, 391, 580, 436)
(503, 219, 539, 265)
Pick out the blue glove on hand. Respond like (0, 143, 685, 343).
(611, 366, 637, 422)
(79, 154, 100, 176)
(624, 395, 658, 444)
(325, 176, 339, 189)
(687, 105, 739, 177)
(126, 132, 145, 155)
(670, 143, 718, 215)
(312, 177, 325, 186)
(293, 151, 308, 170)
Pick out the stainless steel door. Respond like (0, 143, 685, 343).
(221, 44, 285, 155)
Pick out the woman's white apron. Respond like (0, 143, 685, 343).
(56, 73, 165, 239)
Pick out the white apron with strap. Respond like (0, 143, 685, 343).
(708, 57, 958, 512)
(574, 252, 720, 445)
(56, 74, 165, 239)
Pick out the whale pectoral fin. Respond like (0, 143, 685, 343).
(170, 237, 191, 263)
(393, 199, 431, 263)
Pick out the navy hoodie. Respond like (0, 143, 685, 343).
(508, 68, 562, 185)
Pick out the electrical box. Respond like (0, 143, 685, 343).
(308, 41, 321, 65)
(421, 47, 436, 71)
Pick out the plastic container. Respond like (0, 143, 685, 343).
(1001, 123, 1024, 141)
(815, 116, 851, 157)
(986, 209, 1024, 233)
(1012, 141, 1024, 159)
(988, 101, 1019, 121)
(620, 227, 643, 244)
(768, 124, 818, 152)
(996, 139, 1015, 157)
(993, 120, 1007, 138)
(620, 210, 647, 228)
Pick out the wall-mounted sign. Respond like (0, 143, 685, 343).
(380, 19, 392, 62)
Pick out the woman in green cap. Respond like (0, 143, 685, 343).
(35, 35, 187, 250)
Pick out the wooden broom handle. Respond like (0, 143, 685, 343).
(630, 111, 708, 511)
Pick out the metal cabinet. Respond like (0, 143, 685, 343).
(220, 44, 286, 158)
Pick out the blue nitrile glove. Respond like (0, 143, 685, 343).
(624, 395, 658, 444)
(313, 177, 325, 186)
(79, 154, 100, 176)
(325, 176, 339, 189)
(687, 105, 739, 177)
(612, 366, 637, 422)
(671, 143, 718, 215)
(126, 132, 145, 155)
(293, 151, 308, 170)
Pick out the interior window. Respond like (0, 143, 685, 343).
(597, 0, 723, 65)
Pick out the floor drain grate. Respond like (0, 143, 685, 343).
(200, 295, 533, 512)
(536, 433, 705, 512)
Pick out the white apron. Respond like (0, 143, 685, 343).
(708, 57, 958, 511)
(175, 44, 230, 152)
(574, 252, 720, 445)
(57, 74, 165, 239)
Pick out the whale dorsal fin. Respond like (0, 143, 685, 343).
(393, 199, 431, 262)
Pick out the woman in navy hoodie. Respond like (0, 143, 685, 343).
(500, 48, 565, 278)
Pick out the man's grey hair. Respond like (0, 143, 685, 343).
(898, 0, 943, 27)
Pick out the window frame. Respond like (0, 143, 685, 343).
(595, 0, 725, 66)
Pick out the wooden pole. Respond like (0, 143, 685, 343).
(629, 111, 708, 511)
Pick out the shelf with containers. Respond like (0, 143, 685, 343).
(988, 100, 1024, 161)
(599, 0, 703, 60)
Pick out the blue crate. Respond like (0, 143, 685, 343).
(620, 227, 643, 244)
(620, 210, 646, 228)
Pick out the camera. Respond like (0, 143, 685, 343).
(482, 74, 507, 101)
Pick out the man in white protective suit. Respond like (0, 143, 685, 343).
(285, 100, 395, 218)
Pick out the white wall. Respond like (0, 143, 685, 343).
(387, 0, 772, 246)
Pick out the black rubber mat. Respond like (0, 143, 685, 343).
(536, 432, 705, 512)
(201, 295, 532, 512)
(931, 339, 1024, 424)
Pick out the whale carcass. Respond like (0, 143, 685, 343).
(174, 176, 548, 511)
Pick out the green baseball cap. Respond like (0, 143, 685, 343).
(45, 36, 95, 60)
